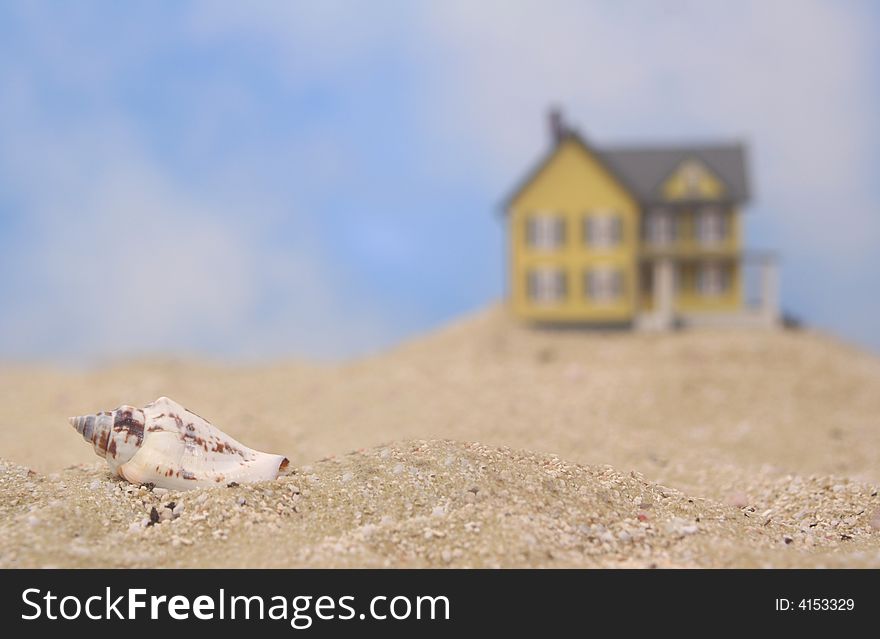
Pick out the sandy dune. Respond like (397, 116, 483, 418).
(2, 306, 879, 567)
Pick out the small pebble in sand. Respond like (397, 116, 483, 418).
(153, 487, 169, 497)
(341, 472, 353, 483)
(666, 518, 698, 536)
(89, 480, 101, 491)
(726, 492, 749, 508)
(869, 509, 880, 531)
(431, 505, 445, 517)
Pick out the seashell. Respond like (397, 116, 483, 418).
(69, 396, 289, 490)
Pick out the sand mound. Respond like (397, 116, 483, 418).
(2, 306, 880, 566)
(2, 440, 878, 568)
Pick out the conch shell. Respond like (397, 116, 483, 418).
(69, 396, 288, 490)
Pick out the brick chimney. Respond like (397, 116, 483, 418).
(548, 107, 565, 145)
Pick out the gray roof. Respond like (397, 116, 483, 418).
(599, 142, 750, 203)
(502, 132, 750, 209)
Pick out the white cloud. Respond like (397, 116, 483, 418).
(185, 0, 413, 81)
(0, 53, 397, 361)
(1, 140, 394, 361)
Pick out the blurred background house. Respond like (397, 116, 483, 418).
(504, 110, 779, 330)
(0, 2, 877, 361)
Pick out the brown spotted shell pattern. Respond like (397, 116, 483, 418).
(69, 396, 289, 490)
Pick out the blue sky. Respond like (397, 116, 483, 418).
(0, 0, 878, 360)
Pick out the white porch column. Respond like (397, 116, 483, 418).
(654, 258, 674, 330)
(761, 259, 780, 326)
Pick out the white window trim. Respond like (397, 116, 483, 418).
(585, 267, 624, 303)
(697, 263, 726, 297)
(697, 207, 725, 245)
(647, 208, 675, 246)
(584, 211, 622, 249)
(529, 268, 566, 305)
(527, 213, 565, 251)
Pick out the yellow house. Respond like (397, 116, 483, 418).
(503, 109, 778, 330)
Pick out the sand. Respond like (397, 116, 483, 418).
(2, 306, 880, 567)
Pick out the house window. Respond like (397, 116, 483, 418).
(584, 213, 623, 248)
(527, 268, 567, 305)
(672, 263, 683, 293)
(696, 207, 726, 245)
(526, 214, 565, 250)
(646, 208, 675, 246)
(585, 268, 624, 302)
(696, 263, 729, 296)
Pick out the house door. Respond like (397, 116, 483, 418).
(639, 262, 654, 310)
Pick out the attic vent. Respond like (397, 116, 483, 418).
(682, 161, 702, 195)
